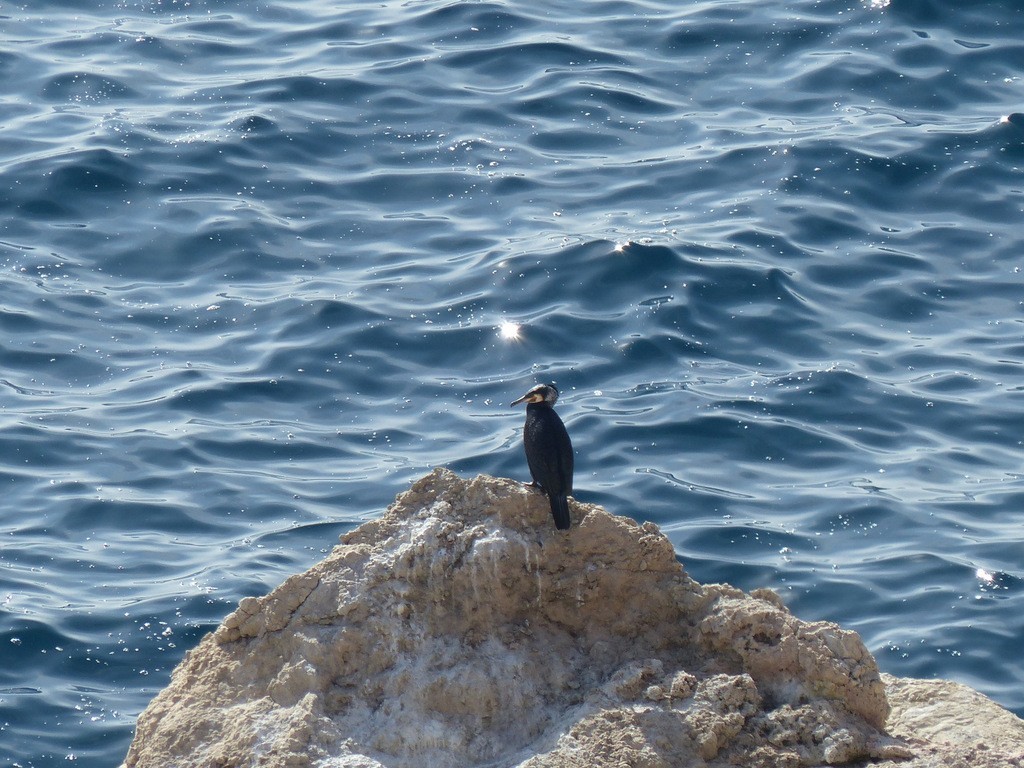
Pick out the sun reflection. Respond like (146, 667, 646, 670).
(498, 320, 521, 341)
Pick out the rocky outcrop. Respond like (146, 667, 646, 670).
(124, 470, 1024, 768)
(879, 675, 1024, 767)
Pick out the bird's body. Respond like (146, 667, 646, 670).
(511, 383, 574, 530)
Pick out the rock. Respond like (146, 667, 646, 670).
(876, 675, 1024, 768)
(123, 470, 1024, 768)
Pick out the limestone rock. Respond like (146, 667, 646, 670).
(875, 675, 1024, 768)
(123, 470, 1024, 768)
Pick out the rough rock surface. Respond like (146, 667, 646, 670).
(124, 470, 1024, 768)
(877, 675, 1024, 768)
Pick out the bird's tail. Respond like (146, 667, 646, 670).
(549, 494, 571, 530)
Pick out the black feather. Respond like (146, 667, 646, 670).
(512, 384, 574, 530)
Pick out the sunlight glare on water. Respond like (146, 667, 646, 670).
(0, 0, 1022, 764)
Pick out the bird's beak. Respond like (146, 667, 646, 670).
(510, 394, 528, 407)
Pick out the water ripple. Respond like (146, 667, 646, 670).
(3, 0, 1024, 764)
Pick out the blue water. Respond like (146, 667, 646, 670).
(2, 0, 1023, 763)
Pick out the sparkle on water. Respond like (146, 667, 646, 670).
(498, 320, 522, 341)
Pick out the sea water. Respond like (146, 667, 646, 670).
(1, 1, 1023, 764)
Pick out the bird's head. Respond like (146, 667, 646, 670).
(511, 383, 559, 407)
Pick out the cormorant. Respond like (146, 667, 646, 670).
(510, 383, 574, 530)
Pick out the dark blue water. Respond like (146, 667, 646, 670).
(2, 0, 1023, 763)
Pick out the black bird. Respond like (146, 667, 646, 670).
(510, 383, 574, 530)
